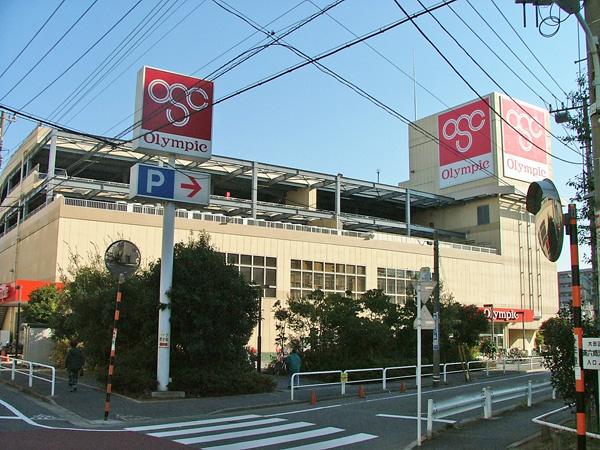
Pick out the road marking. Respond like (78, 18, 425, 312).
(124, 414, 261, 432)
(284, 433, 378, 449)
(0, 416, 21, 420)
(376, 414, 456, 424)
(203, 427, 344, 449)
(149, 418, 286, 437)
(174, 421, 314, 445)
(267, 404, 344, 417)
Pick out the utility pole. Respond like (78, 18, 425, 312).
(585, 1, 600, 317)
(432, 233, 441, 387)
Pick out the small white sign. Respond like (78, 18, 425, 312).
(583, 337, 600, 370)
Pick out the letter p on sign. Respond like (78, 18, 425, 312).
(147, 169, 165, 193)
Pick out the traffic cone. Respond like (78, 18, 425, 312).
(358, 385, 366, 398)
(310, 390, 317, 405)
(400, 382, 406, 393)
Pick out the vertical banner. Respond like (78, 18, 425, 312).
(132, 66, 214, 162)
(501, 97, 549, 182)
(438, 97, 493, 188)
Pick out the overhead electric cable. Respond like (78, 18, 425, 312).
(0, 1, 99, 102)
(0, 0, 67, 81)
(48, 0, 176, 122)
(489, 0, 569, 97)
(394, 0, 579, 165)
(465, 0, 562, 103)
(306, 0, 449, 109)
(19, 0, 144, 110)
(114, 0, 347, 140)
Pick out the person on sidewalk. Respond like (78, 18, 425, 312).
(65, 339, 85, 392)
(285, 348, 302, 389)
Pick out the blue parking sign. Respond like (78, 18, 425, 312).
(137, 165, 175, 199)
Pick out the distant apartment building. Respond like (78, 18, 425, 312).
(558, 268, 595, 314)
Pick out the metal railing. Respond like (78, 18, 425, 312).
(290, 357, 546, 401)
(426, 380, 552, 438)
(0, 356, 56, 396)
(532, 405, 600, 440)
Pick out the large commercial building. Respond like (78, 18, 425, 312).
(0, 92, 558, 358)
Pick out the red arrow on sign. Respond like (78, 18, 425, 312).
(181, 176, 202, 197)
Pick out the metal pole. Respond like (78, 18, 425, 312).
(257, 287, 262, 373)
(14, 285, 21, 356)
(104, 274, 124, 420)
(491, 306, 495, 349)
(251, 161, 257, 220)
(47, 129, 57, 203)
(521, 312, 526, 353)
(157, 156, 176, 392)
(416, 278, 422, 446)
(569, 203, 587, 449)
(0, 111, 5, 167)
(432, 234, 440, 387)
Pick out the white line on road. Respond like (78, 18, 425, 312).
(203, 426, 344, 449)
(283, 432, 378, 450)
(0, 416, 22, 420)
(124, 414, 261, 432)
(174, 421, 315, 445)
(376, 414, 456, 424)
(148, 418, 286, 437)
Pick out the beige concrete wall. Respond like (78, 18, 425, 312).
(0, 197, 558, 355)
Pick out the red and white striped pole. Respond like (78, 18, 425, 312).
(104, 275, 124, 421)
(569, 204, 586, 449)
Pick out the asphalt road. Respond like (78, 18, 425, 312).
(0, 370, 559, 449)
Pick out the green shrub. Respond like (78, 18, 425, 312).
(169, 367, 275, 396)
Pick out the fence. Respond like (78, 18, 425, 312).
(0, 356, 56, 396)
(426, 380, 552, 438)
(532, 405, 600, 440)
(290, 356, 545, 400)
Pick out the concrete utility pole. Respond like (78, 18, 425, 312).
(432, 233, 441, 386)
(585, 1, 600, 316)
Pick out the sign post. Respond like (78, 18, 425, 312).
(130, 66, 214, 393)
(413, 267, 436, 447)
(103, 240, 140, 420)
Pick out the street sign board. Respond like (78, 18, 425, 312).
(129, 163, 210, 206)
(132, 66, 213, 162)
(583, 338, 600, 370)
(414, 305, 435, 330)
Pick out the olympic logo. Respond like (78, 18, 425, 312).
(147, 79, 209, 127)
(441, 109, 486, 153)
(505, 109, 543, 152)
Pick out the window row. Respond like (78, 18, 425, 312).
(291, 259, 366, 275)
(217, 252, 277, 297)
(290, 271, 366, 292)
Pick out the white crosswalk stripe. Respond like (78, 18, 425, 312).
(127, 413, 378, 449)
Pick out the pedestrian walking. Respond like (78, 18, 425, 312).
(65, 339, 85, 392)
(285, 348, 302, 389)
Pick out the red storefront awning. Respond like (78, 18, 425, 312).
(0, 280, 63, 305)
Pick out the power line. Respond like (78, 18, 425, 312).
(306, 0, 449, 109)
(19, 0, 144, 111)
(395, 0, 579, 165)
(489, 0, 569, 97)
(0, 1, 99, 102)
(48, 0, 178, 122)
(0, 0, 67, 81)
(113, 0, 347, 141)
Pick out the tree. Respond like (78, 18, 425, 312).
(22, 285, 65, 326)
(273, 286, 488, 371)
(48, 233, 274, 395)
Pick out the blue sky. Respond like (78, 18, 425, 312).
(0, 0, 588, 270)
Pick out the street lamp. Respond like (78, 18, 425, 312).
(483, 304, 494, 347)
(250, 283, 275, 373)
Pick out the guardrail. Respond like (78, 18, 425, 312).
(289, 356, 545, 400)
(426, 380, 552, 438)
(0, 356, 56, 396)
(532, 405, 600, 440)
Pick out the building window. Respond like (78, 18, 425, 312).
(221, 252, 277, 297)
(290, 259, 367, 299)
(377, 267, 417, 305)
(477, 205, 490, 225)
